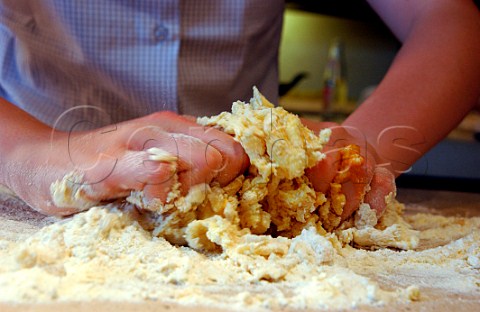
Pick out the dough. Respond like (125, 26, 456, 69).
(47, 88, 421, 260)
(122, 87, 397, 250)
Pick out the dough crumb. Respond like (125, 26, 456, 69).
(50, 171, 99, 211)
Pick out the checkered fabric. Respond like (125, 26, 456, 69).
(0, 0, 283, 130)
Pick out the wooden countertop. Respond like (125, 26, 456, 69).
(1, 187, 479, 312)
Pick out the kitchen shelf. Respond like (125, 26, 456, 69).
(279, 94, 356, 122)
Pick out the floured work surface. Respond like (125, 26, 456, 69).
(1, 187, 479, 312)
(1, 90, 480, 311)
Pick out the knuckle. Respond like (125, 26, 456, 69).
(147, 110, 178, 121)
(206, 148, 223, 170)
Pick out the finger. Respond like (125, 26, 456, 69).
(174, 134, 223, 194)
(148, 112, 249, 185)
(364, 167, 396, 217)
(340, 180, 366, 220)
(114, 120, 223, 200)
(306, 150, 340, 193)
(337, 144, 375, 220)
(141, 162, 177, 203)
(181, 114, 197, 122)
(190, 126, 249, 186)
(81, 150, 177, 202)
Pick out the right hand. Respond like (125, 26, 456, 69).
(7, 112, 249, 216)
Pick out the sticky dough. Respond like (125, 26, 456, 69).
(50, 87, 417, 252)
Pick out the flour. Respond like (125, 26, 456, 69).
(0, 204, 417, 309)
(338, 200, 420, 250)
(0, 203, 478, 310)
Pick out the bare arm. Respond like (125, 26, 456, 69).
(346, 0, 480, 175)
(0, 97, 248, 215)
(305, 0, 480, 218)
(0, 98, 53, 187)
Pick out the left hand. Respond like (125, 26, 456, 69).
(302, 119, 395, 221)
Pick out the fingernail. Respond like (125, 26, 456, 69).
(204, 145, 223, 171)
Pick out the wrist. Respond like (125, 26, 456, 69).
(0, 124, 56, 194)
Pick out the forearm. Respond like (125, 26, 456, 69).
(0, 97, 52, 187)
(345, 0, 480, 176)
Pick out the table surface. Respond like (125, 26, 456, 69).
(1, 187, 479, 312)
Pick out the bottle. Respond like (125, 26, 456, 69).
(322, 39, 348, 112)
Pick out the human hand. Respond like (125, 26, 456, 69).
(302, 119, 395, 221)
(7, 112, 248, 216)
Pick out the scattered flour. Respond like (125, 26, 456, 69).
(0, 203, 478, 310)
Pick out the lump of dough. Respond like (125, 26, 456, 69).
(48, 87, 408, 253)
(121, 87, 413, 252)
(129, 87, 340, 250)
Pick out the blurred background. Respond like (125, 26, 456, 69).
(279, 0, 398, 108)
(278, 0, 480, 193)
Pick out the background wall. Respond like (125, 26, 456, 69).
(279, 9, 400, 102)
